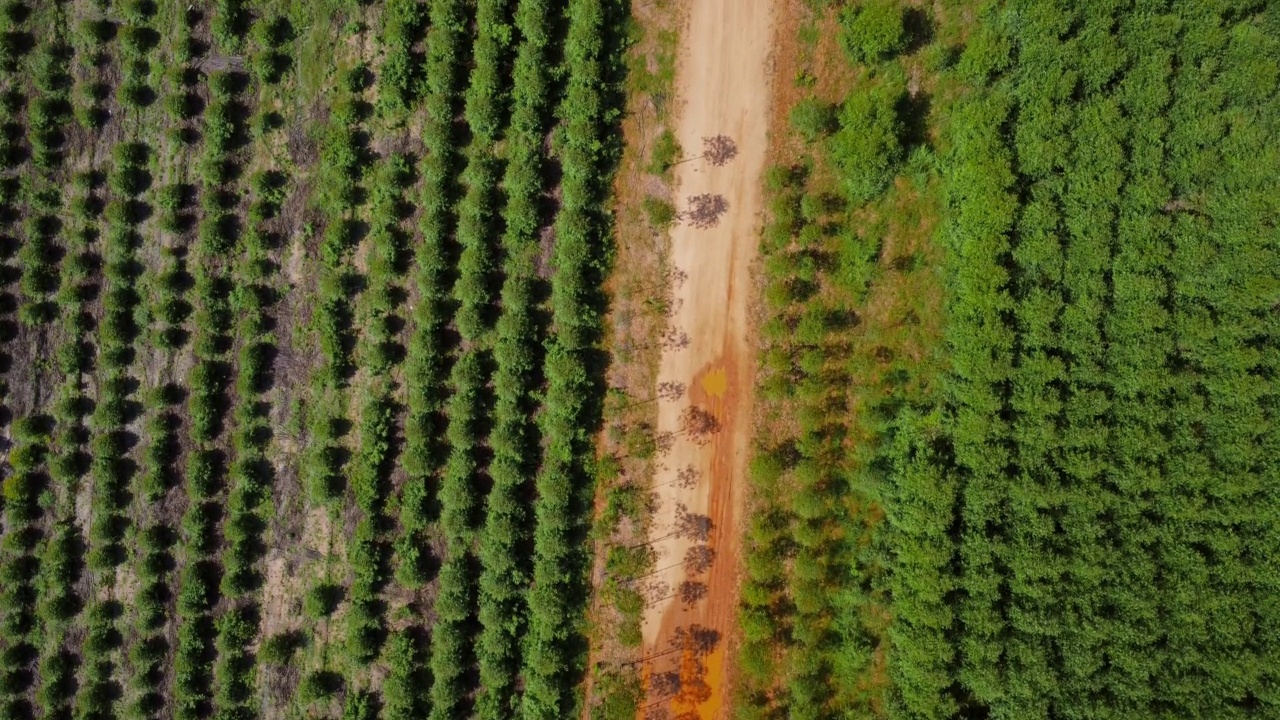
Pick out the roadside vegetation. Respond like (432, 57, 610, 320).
(581, 0, 683, 718)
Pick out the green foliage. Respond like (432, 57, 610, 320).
(205, 125, 284, 715)
(520, 0, 620, 717)
(345, 151, 414, 677)
(343, 690, 378, 720)
(829, 80, 904, 203)
(304, 582, 344, 620)
(648, 128, 680, 174)
(211, 0, 248, 52)
(839, 0, 907, 64)
(297, 670, 343, 704)
(377, 0, 425, 120)
(589, 669, 642, 720)
(399, 0, 466, 650)
(735, 2, 1280, 719)
(382, 630, 429, 719)
(790, 97, 839, 142)
(641, 196, 676, 229)
(954, 22, 1010, 85)
(259, 630, 305, 666)
(172, 63, 254, 720)
(429, 554, 475, 720)
(250, 15, 293, 84)
(0, 0, 628, 716)
(469, 6, 548, 711)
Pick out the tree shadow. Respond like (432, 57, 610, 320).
(903, 7, 935, 55)
(896, 90, 932, 153)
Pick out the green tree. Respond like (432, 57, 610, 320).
(829, 81, 905, 203)
(840, 0, 906, 64)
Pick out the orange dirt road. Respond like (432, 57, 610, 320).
(640, 0, 773, 717)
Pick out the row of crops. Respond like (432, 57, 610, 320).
(0, 0, 625, 718)
(738, 1, 1280, 719)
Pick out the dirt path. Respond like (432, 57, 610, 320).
(640, 1, 773, 717)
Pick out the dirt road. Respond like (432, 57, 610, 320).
(640, 1, 773, 717)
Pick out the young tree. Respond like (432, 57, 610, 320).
(790, 97, 839, 141)
(829, 81, 905, 203)
(839, 0, 906, 63)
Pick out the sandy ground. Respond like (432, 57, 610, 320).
(639, 1, 774, 717)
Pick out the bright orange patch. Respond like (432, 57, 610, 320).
(700, 366, 728, 400)
(696, 646, 726, 719)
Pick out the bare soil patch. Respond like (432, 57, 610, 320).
(639, 1, 774, 717)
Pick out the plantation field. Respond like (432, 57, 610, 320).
(731, 0, 1280, 719)
(0, 1, 626, 719)
(3, 0, 1278, 719)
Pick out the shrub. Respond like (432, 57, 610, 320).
(297, 670, 343, 703)
(648, 128, 680, 174)
(303, 582, 343, 619)
(79, 19, 114, 44)
(343, 690, 378, 720)
(790, 97, 839, 141)
(382, 629, 428, 719)
(181, 502, 219, 557)
(641, 195, 676, 229)
(839, 0, 906, 63)
(955, 24, 1011, 84)
(210, 0, 248, 52)
(130, 636, 166, 668)
(829, 81, 904, 203)
(258, 630, 305, 665)
(590, 670, 642, 720)
(121, 0, 156, 23)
